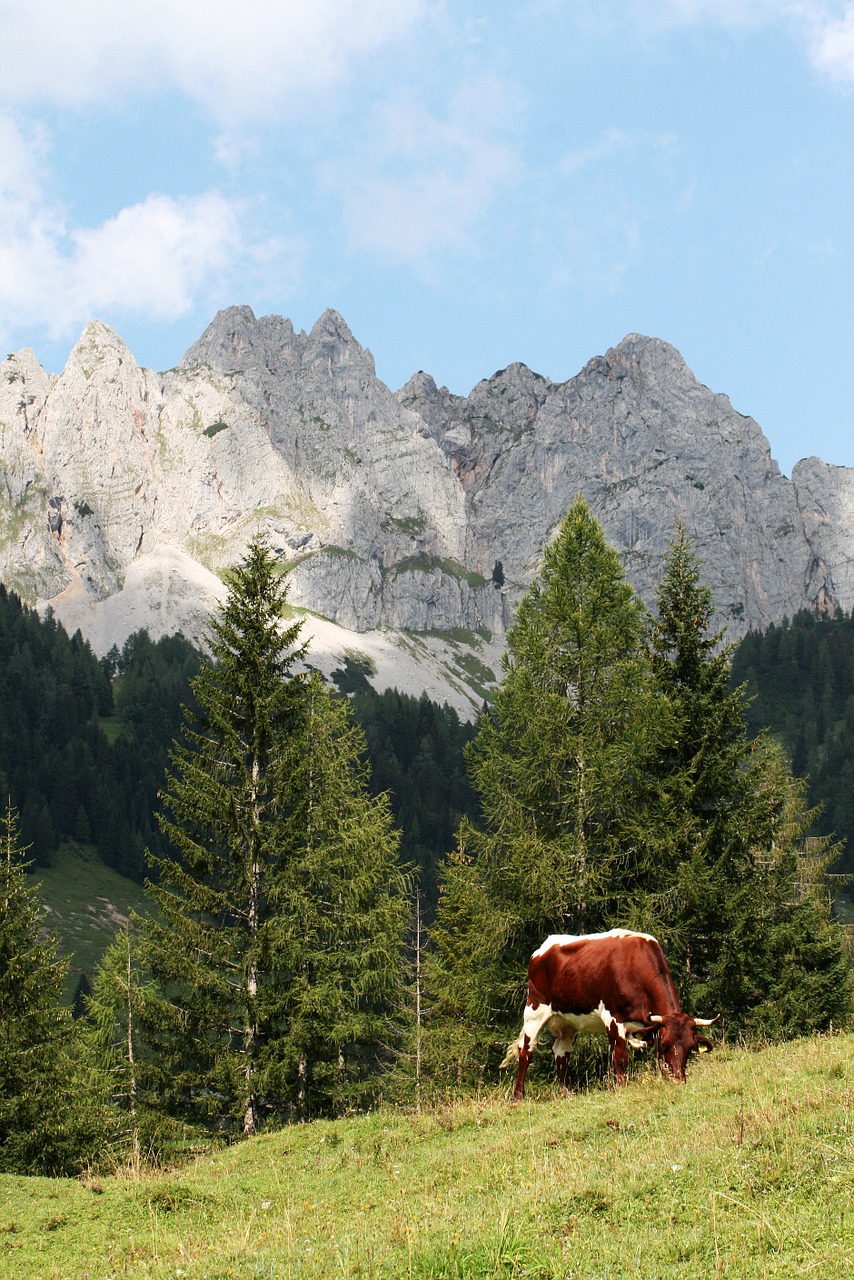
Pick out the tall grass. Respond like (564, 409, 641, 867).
(1, 1033, 851, 1278)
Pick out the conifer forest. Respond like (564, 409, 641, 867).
(1, 506, 852, 1175)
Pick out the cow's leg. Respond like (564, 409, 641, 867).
(512, 1036, 533, 1103)
(511, 1002, 553, 1103)
(607, 1021, 629, 1086)
(552, 1030, 577, 1096)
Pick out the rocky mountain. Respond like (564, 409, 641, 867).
(0, 307, 848, 716)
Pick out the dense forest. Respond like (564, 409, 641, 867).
(6, 584, 854, 908)
(6, 582, 854, 906)
(1, 517, 851, 1175)
(0, 584, 477, 915)
(332, 652, 479, 915)
(732, 608, 854, 879)
(0, 586, 202, 880)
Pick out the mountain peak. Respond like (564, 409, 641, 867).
(305, 309, 375, 376)
(2, 304, 847, 721)
(64, 320, 137, 379)
(309, 308, 354, 340)
(178, 305, 262, 373)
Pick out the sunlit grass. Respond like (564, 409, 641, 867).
(1, 1033, 852, 1277)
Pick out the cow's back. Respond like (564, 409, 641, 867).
(527, 929, 679, 1023)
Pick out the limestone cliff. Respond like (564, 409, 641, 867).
(0, 308, 848, 715)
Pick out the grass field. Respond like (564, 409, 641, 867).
(1, 1032, 851, 1278)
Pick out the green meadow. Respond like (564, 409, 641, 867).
(2, 1033, 851, 1279)
(29, 843, 148, 996)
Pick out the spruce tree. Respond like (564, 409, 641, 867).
(84, 923, 158, 1166)
(428, 498, 669, 1077)
(648, 525, 851, 1031)
(642, 522, 750, 974)
(426, 834, 503, 1087)
(268, 673, 409, 1118)
(139, 537, 307, 1134)
(139, 538, 408, 1131)
(0, 801, 102, 1173)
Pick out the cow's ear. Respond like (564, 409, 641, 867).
(696, 1036, 714, 1053)
(634, 1023, 660, 1041)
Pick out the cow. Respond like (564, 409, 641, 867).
(501, 929, 716, 1101)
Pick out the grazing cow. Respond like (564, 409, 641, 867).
(502, 929, 716, 1101)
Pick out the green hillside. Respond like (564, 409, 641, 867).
(1, 1033, 851, 1278)
(732, 608, 854, 883)
(28, 840, 148, 997)
(0, 590, 475, 964)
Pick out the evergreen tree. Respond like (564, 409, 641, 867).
(425, 834, 501, 1088)
(84, 924, 152, 1166)
(731, 607, 854, 883)
(0, 801, 103, 1173)
(345, 682, 479, 922)
(139, 538, 307, 1135)
(642, 523, 750, 967)
(647, 526, 851, 1031)
(139, 538, 408, 1132)
(428, 498, 669, 1078)
(269, 673, 409, 1118)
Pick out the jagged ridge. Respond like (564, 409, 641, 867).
(0, 308, 848, 715)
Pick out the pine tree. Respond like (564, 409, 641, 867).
(425, 833, 505, 1088)
(0, 801, 101, 1173)
(648, 525, 851, 1031)
(84, 923, 157, 1166)
(428, 498, 670, 1077)
(139, 537, 306, 1134)
(642, 522, 750, 971)
(267, 673, 409, 1118)
(139, 538, 408, 1132)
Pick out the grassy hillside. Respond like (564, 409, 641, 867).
(2, 1033, 851, 1278)
(29, 840, 149, 994)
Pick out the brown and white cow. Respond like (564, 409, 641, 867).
(502, 929, 716, 1101)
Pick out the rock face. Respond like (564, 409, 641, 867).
(0, 307, 850, 713)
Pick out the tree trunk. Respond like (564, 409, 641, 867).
(124, 930, 141, 1170)
(244, 755, 262, 1137)
(415, 889, 423, 1114)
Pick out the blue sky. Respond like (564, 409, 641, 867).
(1, 1, 853, 476)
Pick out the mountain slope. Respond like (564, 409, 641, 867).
(0, 308, 849, 714)
(3, 1034, 852, 1278)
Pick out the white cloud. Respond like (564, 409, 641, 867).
(212, 132, 262, 171)
(0, 0, 426, 123)
(627, 0, 854, 88)
(66, 194, 245, 324)
(803, 4, 854, 83)
(325, 77, 521, 265)
(0, 115, 294, 344)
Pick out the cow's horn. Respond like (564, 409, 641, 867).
(693, 1015, 719, 1027)
(648, 1014, 664, 1024)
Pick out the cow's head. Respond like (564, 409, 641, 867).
(634, 1012, 716, 1082)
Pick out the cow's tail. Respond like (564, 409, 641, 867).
(499, 1039, 520, 1070)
